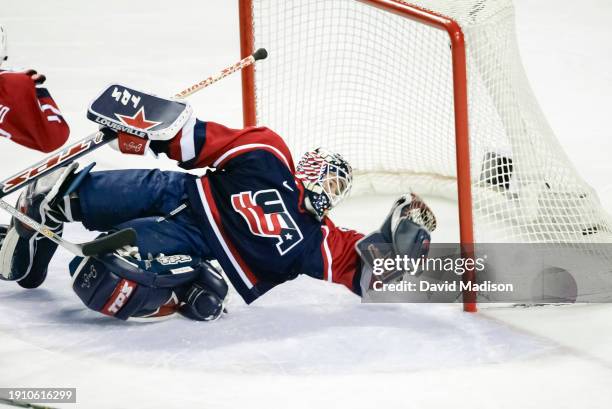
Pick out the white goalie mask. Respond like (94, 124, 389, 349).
(296, 147, 353, 220)
(0, 24, 7, 67)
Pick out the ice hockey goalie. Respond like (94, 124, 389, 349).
(0, 88, 436, 322)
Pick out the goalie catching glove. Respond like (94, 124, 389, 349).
(356, 192, 437, 295)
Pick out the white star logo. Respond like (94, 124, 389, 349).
(284, 233, 293, 240)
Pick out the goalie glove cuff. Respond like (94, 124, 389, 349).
(111, 132, 151, 155)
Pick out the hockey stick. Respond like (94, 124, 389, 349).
(0, 48, 269, 198)
(0, 48, 268, 257)
(175, 47, 267, 98)
(0, 199, 136, 257)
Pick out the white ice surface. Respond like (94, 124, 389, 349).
(1, 1, 612, 408)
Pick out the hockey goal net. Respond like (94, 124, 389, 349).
(239, 0, 612, 310)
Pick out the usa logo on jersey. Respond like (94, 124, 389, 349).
(232, 189, 303, 255)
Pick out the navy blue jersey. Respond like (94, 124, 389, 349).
(156, 119, 363, 303)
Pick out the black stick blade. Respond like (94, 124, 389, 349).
(253, 48, 268, 61)
(81, 228, 137, 256)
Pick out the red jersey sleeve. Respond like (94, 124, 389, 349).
(0, 71, 70, 153)
(159, 119, 295, 172)
(319, 217, 365, 294)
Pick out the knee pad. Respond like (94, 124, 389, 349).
(69, 255, 178, 320)
(69, 246, 228, 321)
(178, 261, 229, 322)
(70, 248, 210, 321)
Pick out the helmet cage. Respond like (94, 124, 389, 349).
(296, 148, 353, 219)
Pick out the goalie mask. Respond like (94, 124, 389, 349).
(296, 147, 353, 220)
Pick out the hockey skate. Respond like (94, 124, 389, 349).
(0, 162, 90, 288)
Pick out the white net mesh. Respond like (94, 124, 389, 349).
(246, 0, 612, 245)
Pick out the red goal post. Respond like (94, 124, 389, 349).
(239, 0, 478, 312)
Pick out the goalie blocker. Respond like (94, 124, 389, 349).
(87, 83, 193, 146)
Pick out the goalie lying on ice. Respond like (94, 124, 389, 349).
(0, 112, 436, 321)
